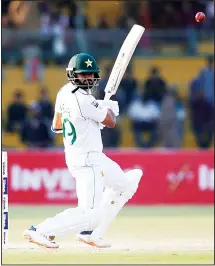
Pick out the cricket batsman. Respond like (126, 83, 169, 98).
(23, 53, 143, 248)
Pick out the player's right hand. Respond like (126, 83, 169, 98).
(98, 100, 119, 116)
(107, 100, 119, 116)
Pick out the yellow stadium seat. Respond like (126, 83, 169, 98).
(119, 118, 135, 147)
(133, 57, 205, 85)
(100, 58, 205, 99)
(2, 67, 65, 107)
(2, 58, 207, 148)
(160, 45, 183, 54)
(198, 41, 214, 54)
(56, 134, 63, 147)
(86, 1, 122, 27)
(2, 132, 27, 149)
(183, 131, 197, 148)
(183, 118, 198, 148)
(3, 58, 205, 107)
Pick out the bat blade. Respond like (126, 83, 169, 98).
(104, 24, 145, 100)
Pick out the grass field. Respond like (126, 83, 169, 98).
(2, 205, 214, 264)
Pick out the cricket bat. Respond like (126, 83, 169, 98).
(104, 24, 145, 100)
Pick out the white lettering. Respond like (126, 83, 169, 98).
(2, 162, 6, 176)
(11, 164, 76, 192)
(3, 214, 6, 229)
(42, 169, 60, 191)
(11, 165, 22, 190)
(198, 165, 214, 191)
(208, 168, 214, 190)
(60, 169, 76, 190)
(3, 196, 8, 212)
(2, 179, 6, 194)
(22, 168, 36, 190)
(47, 191, 76, 199)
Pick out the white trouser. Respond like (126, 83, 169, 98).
(35, 152, 142, 238)
(66, 152, 130, 210)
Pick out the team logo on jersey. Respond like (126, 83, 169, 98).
(85, 59, 93, 67)
(100, 170, 104, 177)
(91, 100, 99, 108)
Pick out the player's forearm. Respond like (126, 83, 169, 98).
(52, 112, 62, 130)
(102, 108, 116, 128)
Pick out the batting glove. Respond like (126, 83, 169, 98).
(97, 100, 119, 116)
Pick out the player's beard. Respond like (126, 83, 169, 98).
(79, 78, 99, 95)
(67, 72, 100, 95)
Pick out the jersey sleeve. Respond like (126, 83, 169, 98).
(55, 93, 61, 113)
(82, 98, 107, 123)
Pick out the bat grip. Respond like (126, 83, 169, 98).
(104, 93, 111, 100)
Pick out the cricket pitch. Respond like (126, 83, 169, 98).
(2, 205, 214, 264)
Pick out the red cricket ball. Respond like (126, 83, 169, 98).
(195, 12, 206, 23)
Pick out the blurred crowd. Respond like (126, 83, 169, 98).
(2, 0, 213, 30)
(4, 87, 54, 148)
(2, 0, 214, 66)
(3, 55, 214, 149)
(2, 0, 214, 149)
(99, 55, 214, 149)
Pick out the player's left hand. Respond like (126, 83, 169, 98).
(98, 100, 119, 116)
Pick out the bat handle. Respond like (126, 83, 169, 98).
(104, 93, 111, 100)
